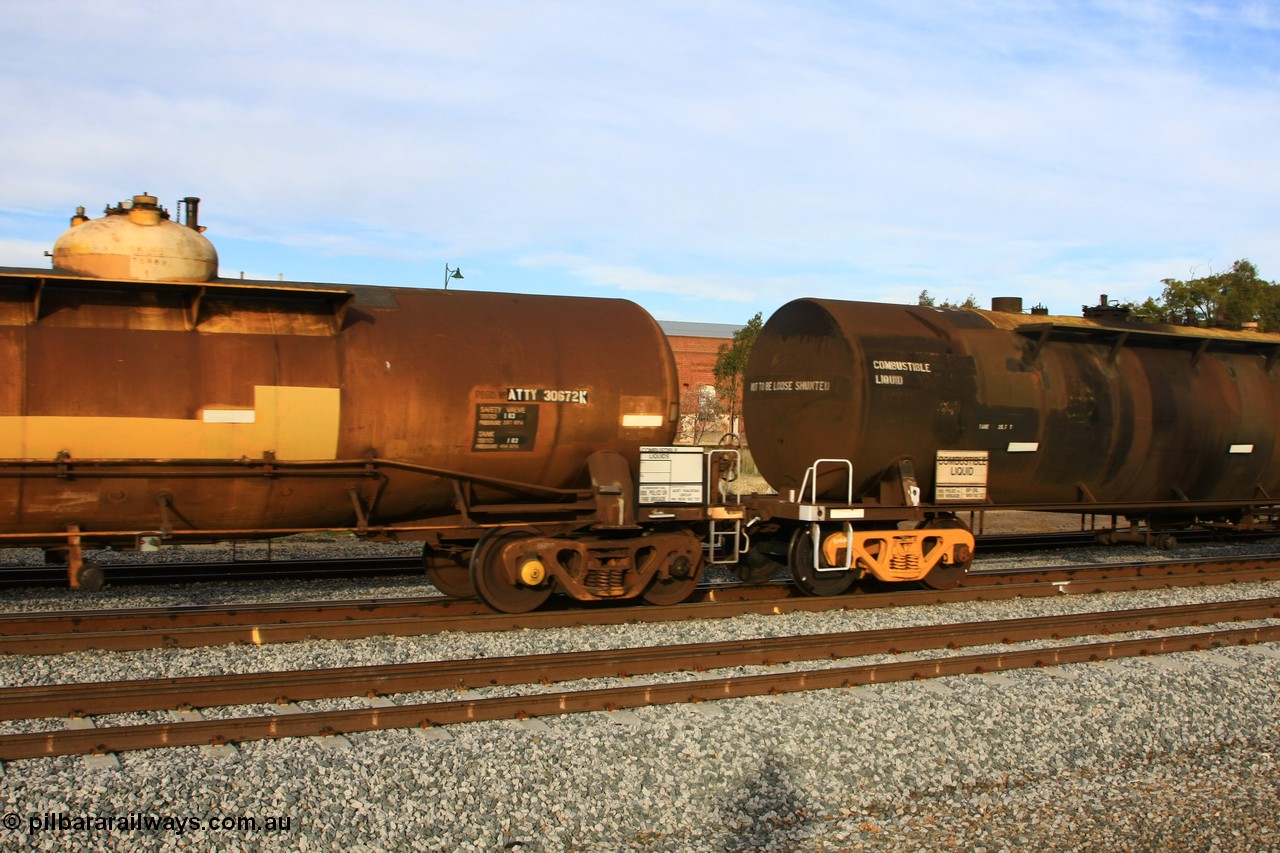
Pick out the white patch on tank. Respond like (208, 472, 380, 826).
(623, 414, 664, 428)
(202, 409, 256, 424)
(1229, 444, 1255, 454)
(1006, 442, 1039, 453)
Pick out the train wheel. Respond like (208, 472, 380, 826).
(470, 529, 553, 614)
(788, 527, 856, 596)
(423, 544, 475, 598)
(917, 517, 972, 590)
(641, 554, 704, 606)
(71, 561, 105, 592)
(733, 540, 785, 584)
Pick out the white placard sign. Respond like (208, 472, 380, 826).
(935, 450, 989, 503)
(639, 446, 705, 504)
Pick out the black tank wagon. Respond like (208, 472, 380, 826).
(740, 297, 1280, 594)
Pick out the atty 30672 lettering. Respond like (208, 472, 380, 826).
(507, 388, 590, 404)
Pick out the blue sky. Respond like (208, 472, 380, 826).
(1, 1, 1276, 323)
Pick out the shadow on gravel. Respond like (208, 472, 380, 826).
(718, 752, 816, 850)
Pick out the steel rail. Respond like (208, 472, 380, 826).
(0, 555, 421, 588)
(964, 549, 1280, 577)
(0, 585, 797, 630)
(0, 582, 806, 634)
(972, 528, 1278, 552)
(1, 542, 1270, 632)
(3, 622, 1277, 760)
(2, 563, 1279, 655)
(2, 597, 1277, 721)
(0, 594, 491, 634)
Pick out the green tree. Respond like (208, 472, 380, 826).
(1259, 284, 1280, 331)
(677, 383, 720, 445)
(1122, 296, 1167, 324)
(713, 312, 763, 437)
(1160, 259, 1270, 327)
(917, 290, 978, 308)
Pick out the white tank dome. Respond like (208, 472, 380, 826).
(51, 193, 218, 282)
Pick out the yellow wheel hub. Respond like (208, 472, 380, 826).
(518, 557, 547, 586)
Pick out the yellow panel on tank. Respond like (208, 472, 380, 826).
(0, 386, 340, 460)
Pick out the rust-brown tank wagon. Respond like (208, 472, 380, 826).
(740, 297, 1280, 594)
(0, 194, 742, 608)
(0, 280, 679, 529)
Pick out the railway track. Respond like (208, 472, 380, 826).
(2, 596, 1277, 760)
(4, 527, 1266, 589)
(974, 527, 1277, 551)
(0, 555, 420, 588)
(2, 555, 1279, 654)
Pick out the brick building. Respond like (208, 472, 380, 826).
(658, 320, 741, 444)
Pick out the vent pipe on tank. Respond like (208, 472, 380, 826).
(181, 197, 204, 233)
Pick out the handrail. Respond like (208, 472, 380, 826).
(798, 458, 854, 506)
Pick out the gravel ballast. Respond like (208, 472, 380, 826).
(0, 540, 1278, 851)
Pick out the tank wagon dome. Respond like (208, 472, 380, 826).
(51, 193, 218, 282)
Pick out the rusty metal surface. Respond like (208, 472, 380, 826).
(0, 270, 678, 545)
(745, 299, 1280, 513)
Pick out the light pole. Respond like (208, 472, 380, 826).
(444, 264, 463, 289)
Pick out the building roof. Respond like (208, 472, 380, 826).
(659, 320, 740, 339)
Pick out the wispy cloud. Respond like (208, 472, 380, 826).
(1, 1, 1276, 318)
(519, 252, 769, 303)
